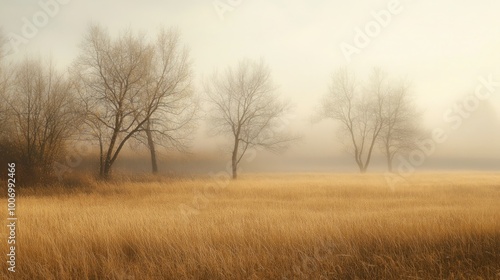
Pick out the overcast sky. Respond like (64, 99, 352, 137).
(2, 0, 500, 172)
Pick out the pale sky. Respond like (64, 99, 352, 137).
(2, 0, 500, 172)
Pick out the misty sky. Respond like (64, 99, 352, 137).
(2, 0, 500, 172)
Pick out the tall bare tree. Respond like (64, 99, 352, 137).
(74, 25, 195, 178)
(379, 82, 421, 172)
(6, 58, 78, 180)
(205, 59, 294, 179)
(321, 68, 386, 173)
(134, 29, 197, 174)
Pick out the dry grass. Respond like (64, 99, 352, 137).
(2, 173, 500, 279)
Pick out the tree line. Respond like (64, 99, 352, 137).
(0, 25, 422, 182)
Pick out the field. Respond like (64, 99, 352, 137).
(3, 173, 500, 279)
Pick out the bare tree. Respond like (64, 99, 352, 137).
(74, 25, 196, 178)
(205, 59, 294, 179)
(379, 82, 421, 172)
(321, 68, 386, 173)
(134, 29, 197, 174)
(6, 58, 78, 180)
(74, 25, 152, 178)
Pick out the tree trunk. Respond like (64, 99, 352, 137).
(355, 152, 366, 173)
(231, 158, 237, 179)
(101, 126, 119, 179)
(146, 120, 158, 174)
(385, 140, 393, 172)
(99, 138, 105, 178)
(101, 159, 112, 179)
(231, 137, 239, 180)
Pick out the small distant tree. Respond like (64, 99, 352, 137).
(320, 68, 422, 173)
(205, 59, 295, 179)
(379, 82, 421, 172)
(321, 68, 386, 173)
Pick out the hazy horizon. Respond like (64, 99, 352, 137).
(2, 0, 500, 174)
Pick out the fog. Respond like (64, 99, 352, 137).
(2, 0, 500, 174)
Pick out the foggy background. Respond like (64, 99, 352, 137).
(2, 0, 500, 174)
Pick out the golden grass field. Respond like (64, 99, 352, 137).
(2, 173, 500, 279)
